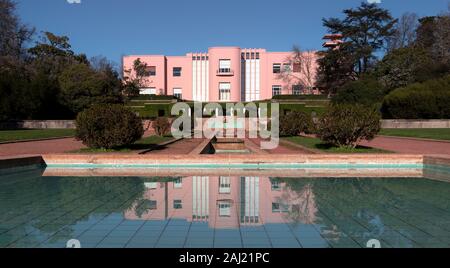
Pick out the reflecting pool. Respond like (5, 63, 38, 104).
(1, 166, 450, 248)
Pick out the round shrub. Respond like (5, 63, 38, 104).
(317, 104, 381, 148)
(279, 111, 315, 137)
(152, 117, 171, 136)
(381, 75, 450, 119)
(76, 104, 144, 149)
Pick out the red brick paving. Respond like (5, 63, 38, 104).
(249, 138, 313, 154)
(360, 136, 450, 155)
(145, 138, 206, 155)
(0, 138, 85, 157)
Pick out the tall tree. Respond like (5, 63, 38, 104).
(316, 43, 359, 94)
(387, 12, 419, 51)
(0, 0, 34, 60)
(322, 2, 397, 74)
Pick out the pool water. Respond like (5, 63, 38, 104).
(1, 166, 450, 248)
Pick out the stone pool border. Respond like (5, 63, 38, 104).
(42, 153, 425, 167)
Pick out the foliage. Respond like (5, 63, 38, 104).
(279, 111, 315, 137)
(332, 76, 385, 106)
(375, 46, 433, 90)
(58, 63, 122, 114)
(317, 104, 381, 148)
(322, 2, 397, 74)
(272, 95, 329, 100)
(122, 58, 150, 97)
(316, 43, 358, 94)
(381, 75, 450, 119)
(75, 104, 144, 149)
(152, 117, 171, 136)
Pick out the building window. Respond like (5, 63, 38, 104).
(173, 200, 182, 209)
(283, 64, 291, 72)
(218, 201, 231, 217)
(271, 180, 281, 191)
(140, 87, 157, 95)
(293, 85, 302, 95)
(173, 67, 182, 77)
(219, 83, 231, 101)
(219, 59, 231, 73)
(256, 52, 260, 59)
(174, 178, 182, 189)
(272, 85, 281, 96)
(173, 88, 182, 99)
(272, 203, 289, 213)
(273, 63, 281, 74)
(219, 177, 231, 194)
(145, 66, 156, 76)
(293, 62, 301, 73)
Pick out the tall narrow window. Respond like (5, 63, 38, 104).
(272, 85, 282, 96)
(273, 63, 281, 74)
(219, 177, 231, 194)
(219, 83, 231, 101)
(219, 59, 231, 73)
(173, 67, 182, 77)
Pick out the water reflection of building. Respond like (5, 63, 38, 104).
(124, 177, 318, 229)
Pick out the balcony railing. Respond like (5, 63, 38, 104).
(217, 68, 234, 76)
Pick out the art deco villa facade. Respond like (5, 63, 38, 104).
(123, 47, 319, 102)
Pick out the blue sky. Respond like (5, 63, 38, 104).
(16, 0, 450, 64)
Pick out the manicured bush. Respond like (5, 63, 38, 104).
(273, 94, 328, 100)
(381, 75, 450, 119)
(317, 104, 381, 148)
(152, 117, 171, 136)
(75, 104, 144, 149)
(279, 111, 315, 137)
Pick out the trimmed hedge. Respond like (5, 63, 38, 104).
(75, 104, 144, 149)
(381, 75, 450, 119)
(272, 94, 329, 100)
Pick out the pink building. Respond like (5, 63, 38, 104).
(123, 47, 319, 102)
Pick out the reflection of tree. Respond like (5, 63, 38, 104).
(275, 181, 318, 225)
(127, 177, 181, 219)
(0, 172, 147, 246)
(275, 177, 450, 247)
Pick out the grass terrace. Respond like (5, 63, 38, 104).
(0, 129, 76, 143)
(72, 135, 175, 153)
(284, 136, 390, 154)
(379, 129, 450, 141)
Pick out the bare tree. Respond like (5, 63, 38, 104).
(0, 0, 34, 59)
(387, 12, 419, 51)
(433, 6, 450, 65)
(278, 46, 318, 94)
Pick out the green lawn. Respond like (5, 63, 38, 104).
(74, 135, 174, 153)
(284, 136, 389, 154)
(379, 128, 450, 141)
(0, 129, 76, 143)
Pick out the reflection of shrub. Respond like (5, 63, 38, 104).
(279, 111, 315, 137)
(152, 117, 171, 136)
(317, 104, 381, 148)
(76, 104, 144, 149)
(381, 75, 450, 119)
